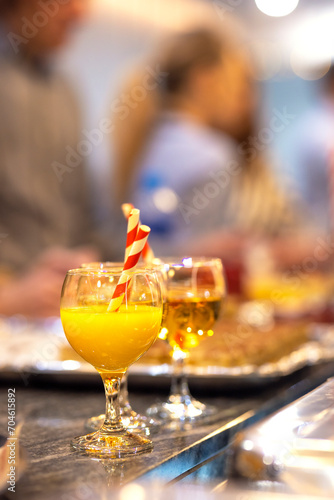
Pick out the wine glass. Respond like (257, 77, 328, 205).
(147, 257, 226, 420)
(60, 266, 163, 457)
(80, 262, 161, 434)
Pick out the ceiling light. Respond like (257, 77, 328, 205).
(255, 0, 299, 18)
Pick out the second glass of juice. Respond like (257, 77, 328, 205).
(147, 257, 226, 421)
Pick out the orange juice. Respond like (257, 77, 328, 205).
(61, 304, 162, 375)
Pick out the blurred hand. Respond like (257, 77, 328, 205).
(0, 245, 100, 318)
(35, 246, 100, 274)
(0, 267, 63, 318)
(182, 230, 247, 262)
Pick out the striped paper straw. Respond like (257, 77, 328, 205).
(107, 225, 151, 312)
(121, 203, 155, 264)
(125, 209, 140, 261)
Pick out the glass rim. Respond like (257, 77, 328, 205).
(81, 261, 166, 269)
(81, 261, 124, 268)
(153, 256, 223, 267)
(65, 265, 161, 277)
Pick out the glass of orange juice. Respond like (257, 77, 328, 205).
(80, 262, 162, 435)
(60, 266, 163, 457)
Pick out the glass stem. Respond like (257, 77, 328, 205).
(170, 353, 192, 403)
(119, 373, 131, 410)
(100, 374, 124, 433)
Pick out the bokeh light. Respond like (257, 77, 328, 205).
(255, 0, 299, 18)
(288, 11, 334, 80)
(290, 39, 332, 81)
(119, 484, 146, 500)
(153, 187, 178, 214)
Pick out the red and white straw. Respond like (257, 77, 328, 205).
(125, 209, 140, 261)
(121, 203, 155, 264)
(107, 225, 151, 312)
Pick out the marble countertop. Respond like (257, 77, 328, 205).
(1, 362, 334, 500)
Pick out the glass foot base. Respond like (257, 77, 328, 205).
(71, 429, 153, 458)
(147, 397, 216, 421)
(85, 411, 161, 435)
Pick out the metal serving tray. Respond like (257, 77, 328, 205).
(1, 316, 334, 388)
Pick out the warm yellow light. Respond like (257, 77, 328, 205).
(158, 327, 168, 340)
(120, 484, 146, 500)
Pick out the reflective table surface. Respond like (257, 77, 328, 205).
(1, 360, 334, 499)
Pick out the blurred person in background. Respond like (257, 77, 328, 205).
(113, 29, 309, 277)
(0, 0, 115, 317)
(282, 66, 334, 235)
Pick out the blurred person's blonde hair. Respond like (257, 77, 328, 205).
(113, 28, 235, 204)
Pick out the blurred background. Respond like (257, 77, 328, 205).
(54, 0, 334, 210)
(2, 0, 334, 314)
